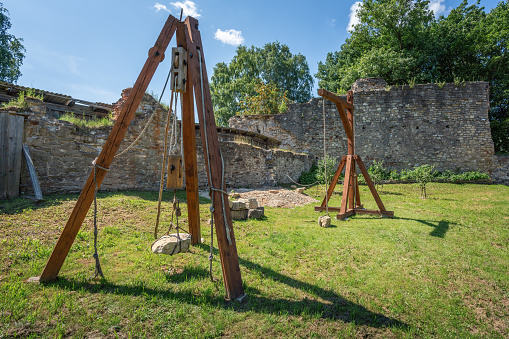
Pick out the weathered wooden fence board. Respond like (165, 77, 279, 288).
(0, 112, 24, 199)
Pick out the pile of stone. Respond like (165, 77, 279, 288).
(229, 198, 264, 220)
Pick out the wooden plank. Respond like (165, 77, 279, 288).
(355, 155, 388, 212)
(22, 144, 43, 201)
(319, 155, 346, 208)
(0, 113, 8, 199)
(337, 210, 355, 220)
(176, 20, 201, 245)
(166, 155, 183, 189)
(315, 206, 342, 212)
(184, 16, 244, 300)
(317, 89, 354, 110)
(5, 114, 23, 199)
(36, 15, 178, 282)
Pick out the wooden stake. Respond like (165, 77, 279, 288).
(35, 15, 178, 282)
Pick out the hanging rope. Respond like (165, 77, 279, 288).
(323, 98, 330, 216)
(91, 158, 109, 279)
(154, 81, 178, 239)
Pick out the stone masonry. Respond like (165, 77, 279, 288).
(229, 78, 495, 174)
(16, 92, 311, 196)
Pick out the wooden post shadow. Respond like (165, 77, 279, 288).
(314, 89, 394, 220)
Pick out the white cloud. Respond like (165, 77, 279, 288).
(347, 1, 362, 32)
(154, 3, 171, 13)
(170, 1, 201, 18)
(214, 29, 244, 46)
(428, 0, 450, 17)
(327, 19, 336, 27)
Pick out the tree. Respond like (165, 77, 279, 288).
(239, 80, 290, 116)
(316, 0, 509, 153)
(0, 3, 25, 83)
(211, 42, 313, 126)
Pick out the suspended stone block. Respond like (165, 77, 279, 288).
(318, 215, 331, 228)
(152, 233, 192, 255)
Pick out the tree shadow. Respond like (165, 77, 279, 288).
(393, 217, 452, 238)
(0, 194, 78, 215)
(45, 245, 408, 331)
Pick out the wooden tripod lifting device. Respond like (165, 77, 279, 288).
(314, 89, 394, 220)
(29, 15, 245, 301)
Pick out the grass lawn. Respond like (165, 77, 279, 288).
(0, 183, 508, 338)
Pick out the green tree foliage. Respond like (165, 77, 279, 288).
(0, 3, 25, 83)
(316, 155, 338, 186)
(239, 80, 290, 116)
(411, 164, 436, 199)
(316, 0, 509, 152)
(211, 41, 313, 126)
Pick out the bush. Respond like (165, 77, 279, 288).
(411, 164, 436, 199)
(316, 155, 338, 185)
(298, 163, 319, 185)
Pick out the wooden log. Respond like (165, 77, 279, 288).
(183, 16, 244, 300)
(35, 15, 178, 282)
(176, 20, 201, 244)
(340, 156, 353, 215)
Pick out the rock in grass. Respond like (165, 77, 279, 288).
(231, 209, 248, 220)
(152, 233, 192, 255)
(248, 207, 264, 219)
(318, 215, 331, 228)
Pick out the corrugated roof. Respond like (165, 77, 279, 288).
(0, 81, 114, 111)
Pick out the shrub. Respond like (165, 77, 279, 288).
(316, 155, 338, 186)
(368, 159, 388, 191)
(298, 163, 319, 185)
(411, 164, 436, 199)
(59, 112, 114, 129)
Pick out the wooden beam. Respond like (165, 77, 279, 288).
(340, 156, 353, 216)
(318, 88, 354, 110)
(355, 155, 388, 213)
(176, 21, 201, 245)
(36, 15, 178, 282)
(318, 155, 346, 208)
(184, 16, 244, 300)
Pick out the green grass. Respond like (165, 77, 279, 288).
(1, 184, 508, 338)
(1, 88, 44, 110)
(59, 112, 114, 129)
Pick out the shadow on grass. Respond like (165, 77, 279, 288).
(46, 245, 408, 330)
(0, 194, 79, 215)
(394, 217, 452, 238)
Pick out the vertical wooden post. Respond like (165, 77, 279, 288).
(183, 17, 244, 300)
(35, 15, 178, 282)
(346, 91, 356, 209)
(176, 21, 201, 244)
(0, 113, 23, 199)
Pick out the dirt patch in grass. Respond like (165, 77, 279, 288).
(218, 187, 317, 208)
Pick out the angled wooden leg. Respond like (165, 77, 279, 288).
(354, 165, 363, 208)
(338, 156, 353, 219)
(320, 156, 346, 208)
(355, 156, 393, 217)
(34, 15, 178, 283)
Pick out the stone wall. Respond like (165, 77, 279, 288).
(17, 95, 311, 196)
(229, 79, 495, 173)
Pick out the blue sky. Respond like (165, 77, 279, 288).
(2, 0, 503, 105)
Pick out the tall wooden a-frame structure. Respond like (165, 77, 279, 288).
(30, 15, 244, 301)
(315, 89, 394, 220)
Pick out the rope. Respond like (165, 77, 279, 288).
(323, 98, 329, 216)
(154, 79, 178, 239)
(91, 158, 109, 279)
(114, 67, 173, 159)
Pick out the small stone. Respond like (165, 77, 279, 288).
(230, 200, 247, 211)
(318, 215, 331, 228)
(152, 233, 192, 255)
(247, 198, 258, 209)
(248, 207, 264, 219)
(291, 185, 297, 189)
(231, 209, 248, 220)
(296, 188, 305, 194)
(269, 190, 279, 194)
(230, 193, 241, 199)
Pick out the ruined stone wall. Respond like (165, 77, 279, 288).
(19, 96, 311, 196)
(229, 80, 495, 173)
